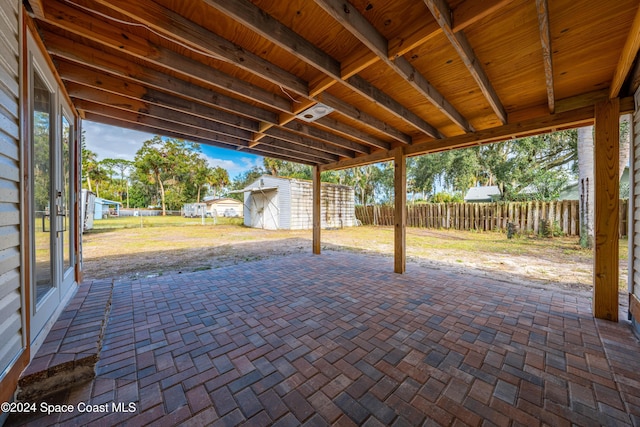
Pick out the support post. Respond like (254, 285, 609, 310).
(394, 147, 406, 273)
(312, 165, 321, 255)
(593, 98, 620, 321)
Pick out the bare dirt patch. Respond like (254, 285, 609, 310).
(81, 218, 628, 292)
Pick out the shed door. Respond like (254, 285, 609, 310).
(251, 191, 278, 230)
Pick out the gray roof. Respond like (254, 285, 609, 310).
(464, 186, 501, 201)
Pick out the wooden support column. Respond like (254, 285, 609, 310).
(312, 165, 321, 255)
(394, 147, 406, 273)
(593, 98, 620, 321)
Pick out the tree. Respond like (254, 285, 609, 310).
(133, 136, 205, 215)
(101, 158, 133, 206)
(229, 166, 265, 201)
(577, 126, 594, 248)
(207, 166, 230, 199)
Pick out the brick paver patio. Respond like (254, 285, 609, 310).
(7, 251, 640, 426)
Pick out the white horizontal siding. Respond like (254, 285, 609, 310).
(0, 0, 22, 384)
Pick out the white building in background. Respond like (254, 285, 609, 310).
(236, 175, 355, 230)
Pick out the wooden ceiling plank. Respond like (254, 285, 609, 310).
(58, 65, 263, 133)
(68, 76, 342, 161)
(610, 3, 640, 98)
(51, 48, 280, 125)
(69, 85, 256, 141)
(345, 74, 443, 138)
(536, 0, 555, 113)
(309, 75, 338, 98)
(283, 120, 371, 155)
(341, 50, 380, 80)
(313, 116, 389, 151)
(90, 0, 309, 96)
(452, 0, 518, 33)
(203, 0, 413, 143)
(258, 136, 339, 162)
(76, 99, 252, 145)
(44, 1, 154, 58)
(320, 93, 411, 145)
(388, 19, 442, 60)
(45, 24, 380, 155)
(265, 126, 356, 158)
(39, 8, 292, 113)
(423, 0, 508, 125)
(313, 0, 471, 134)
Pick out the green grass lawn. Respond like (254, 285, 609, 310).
(82, 219, 629, 289)
(90, 215, 243, 230)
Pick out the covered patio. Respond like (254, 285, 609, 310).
(7, 251, 640, 425)
(3, 0, 640, 423)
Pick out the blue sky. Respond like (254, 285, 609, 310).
(83, 121, 264, 179)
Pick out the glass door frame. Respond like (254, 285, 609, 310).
(27, 29, 78, 342)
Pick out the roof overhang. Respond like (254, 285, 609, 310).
(25, 0, 640, 170)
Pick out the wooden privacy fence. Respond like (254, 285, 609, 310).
(355, 200, 629, 237)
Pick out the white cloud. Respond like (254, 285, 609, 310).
(201, 154, 263, 179)
(83, 121, 153, 160)
(83, 121, 264, 178)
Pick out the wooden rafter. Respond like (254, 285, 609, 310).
(88, 0, 406, 149)
(610, 3, 640, 98)
(42, 27, 376, 157)
(79, 102, 331, 165)
(59, 63, 356, 161)
(321, 102, 603, 171)
(536, 0, 555, 113)
(313, 0, 470, 134)
(423, 0, 508, 125)
(202, 0, 419, 141)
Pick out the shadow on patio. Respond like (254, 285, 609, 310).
(6, 251, 640, 426)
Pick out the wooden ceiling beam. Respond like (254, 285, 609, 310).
(388, 0, 516, 60)
(256, 137, 340, 163)
(321, 104, 599, 171)
(314, 0, 470, 134)
(264, 127, 357, 158)
(80, 103, 329, 165)
(49, 47, 280, 124)
(63, 71, 350, 161)
(610, 3, 640, 98)
(202, 0, 415, 143)
(59, 67, 263, 133)
(388, 19, 442, 60)
(38, 5, 291, 112)
(423, 0, 508, 125)
(41, 3, 403, 150)
(91, 0, 309, 97)
(67, 84, 256, 140)
(536, 0, 555, 114)
(320, 93, 411, 145)
(282, 120, 372, 155)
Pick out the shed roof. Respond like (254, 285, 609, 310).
(27, 0, 640, 169)
(464, 185, 501, 201)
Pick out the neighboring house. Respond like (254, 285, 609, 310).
(464, 186, 501, 202)
(93, 197, 121, 220)
(236, 176, 355, 230)
(205, 198, 244, 218)
(559, 167, 630, 200)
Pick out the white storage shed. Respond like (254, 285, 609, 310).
(239, 176, 355, 230)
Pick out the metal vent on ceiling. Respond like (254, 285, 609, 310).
(296, 103, 334, 122)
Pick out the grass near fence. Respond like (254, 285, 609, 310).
(88, 215, 243, 230)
